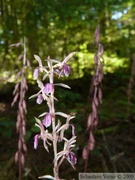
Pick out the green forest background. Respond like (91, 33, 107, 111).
(0, 0, 135, 180)
(0, 0, 135, 78)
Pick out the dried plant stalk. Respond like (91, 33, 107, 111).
(11, 37, 30, 180)
(83, 25, 104, 171)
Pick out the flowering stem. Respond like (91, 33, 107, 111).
(48, 57, 59, 179)
(32, 53, 77, 180)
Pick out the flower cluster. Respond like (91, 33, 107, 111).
(30, 52, 77, 179)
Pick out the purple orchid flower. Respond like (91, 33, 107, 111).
(55, 63, 70, 77)
(34, 117, 53, 151)
(65, 151, 77, 166)
(43, 83, 53, 95)
(63, 64, 70, 77)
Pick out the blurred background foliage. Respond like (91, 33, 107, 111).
(0, 0, 135, 79)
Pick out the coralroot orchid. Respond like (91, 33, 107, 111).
(30, 52, 77, 180)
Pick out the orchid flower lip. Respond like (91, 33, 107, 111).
(70, 152, 77, 165)
(43, 83, 54, 95)
(63, 63, 70, 77)
(36, 94, 44, 104)
(43, 113, 52, 127)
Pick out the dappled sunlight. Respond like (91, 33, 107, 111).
(103, 53, 128, 73)
(71, 51, 128, 78)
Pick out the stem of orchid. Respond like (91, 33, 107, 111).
(48, 57, 59, 180)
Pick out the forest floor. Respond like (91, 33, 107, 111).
(0, 74, 135, 180)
